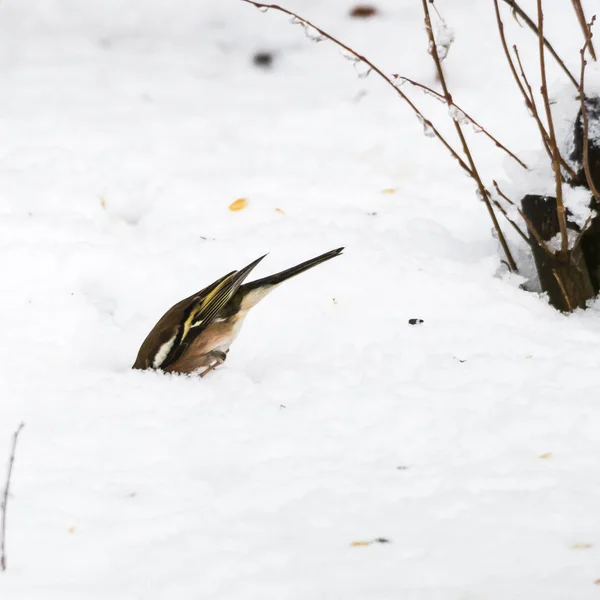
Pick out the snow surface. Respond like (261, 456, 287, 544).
(2, 0, 600, 598)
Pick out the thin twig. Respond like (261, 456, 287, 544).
(1, 423, 25, 572)
(494, 0, 536, 112)
(512, 45, 554, 161)
(571, 0, 597, 61)
(422, 0, 517, 271)
(573, 215, 593, 249)
(491, 198, 532, 246)
(537, 0, 569, 254)
(579, 21, 600, 203)
(500, 0, 579, 86)
(240, 0, 473, 177)
(513, 47, 577, 181)
(394, 75, 528, 169)
(494, 0, 574, 179)
(493, 180, 554, 256)
(552, 269, 574, 311)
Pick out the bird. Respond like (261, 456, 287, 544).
(132, 247, 344, 376)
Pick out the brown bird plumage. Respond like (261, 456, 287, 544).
(132, 247, 344, 376)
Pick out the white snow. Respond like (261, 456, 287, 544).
(2, 0, 600, 598)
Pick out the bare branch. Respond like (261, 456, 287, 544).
(579, 20, 600, 203)
(493, 180, 554, 256)
(1, 423, 25, 572)
(394, 75, 528, 169)
(494, 0, 536, 111)
(512, 45, 554, 159)
(493, 0, 575, 179)
(552, 269, 574, 311)
(491, 198, 532, 246)
(512, 47, 577, 181)
(239, 0, 473, 177)
(573, 214, 593, 249)
(500, 0, 579, 86)
(422, 0, 517, 271)
(537, 0, 569, 254)
(571, 0, 597, 61)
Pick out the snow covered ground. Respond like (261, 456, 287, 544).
(2, 0, 600, 598)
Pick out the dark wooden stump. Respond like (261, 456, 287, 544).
(579, 213, 600, 293)
(570, 96, 600, 292)
(521, 194, 594, 312)
(571, 96, 600, 192)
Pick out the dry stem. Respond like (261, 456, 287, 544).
(422, 0, 517, 271)
(1, 423, 25, 572)
(512, 44, 553, 162)
(495, 0, 577, 181)
(552, 270, 574, 311)
(536, 0, 569, 254)
(512, 47, 577, 181)
(491, 198, 532, 246)
(493, 181, 553, 256)
(500, 0, 579, 86)
(571, 0, 597, 61)
(573, 215, 593, 249)
(394, 75, 527, 169)
(578, 20, 600, 203)
(240, 0, 472, 176)
(242, 0, 520, 271)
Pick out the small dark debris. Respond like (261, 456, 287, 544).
(367, 211, 377, 216)
(280, 404, 286, 409)
(453, 357, 467, 363)
(253, 52, 274, 68)
(396, 465, 409, 470)
(374, 537, 391, 544)
(350, 5, 378, 18)
(408, 318, 424, 325)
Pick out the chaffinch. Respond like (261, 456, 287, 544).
(132, 247, 344, 376)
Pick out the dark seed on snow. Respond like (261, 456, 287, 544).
(408, 318, 424, 325)
(350, 5, 379, 18)
(253, 52, 274, 68)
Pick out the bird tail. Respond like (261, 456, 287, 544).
(241, 247, 344, 293)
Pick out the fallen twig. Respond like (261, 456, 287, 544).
(1, 423, 25, 572)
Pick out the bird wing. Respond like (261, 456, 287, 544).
(155, 254, 266, 370)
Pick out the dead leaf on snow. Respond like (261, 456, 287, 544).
(229, 198, 248, 212)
